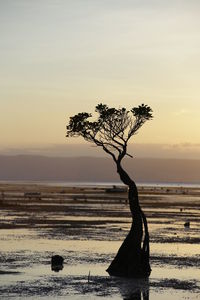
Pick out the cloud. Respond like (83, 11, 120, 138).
(173, 109, 193, 116)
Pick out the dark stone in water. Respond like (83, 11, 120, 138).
(184, 221, 190, 228)
(51, 255, 64, 272)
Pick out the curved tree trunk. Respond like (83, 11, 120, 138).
(106, 162, 151, 278)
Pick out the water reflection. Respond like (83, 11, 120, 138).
(116, 278, 149, 300)
(51, 263, 64, 272)
(123, 290, 149, 300)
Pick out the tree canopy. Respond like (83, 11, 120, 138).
(66, 103, 153, 163)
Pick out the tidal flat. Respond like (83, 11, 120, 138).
(0, 183, 200, 299)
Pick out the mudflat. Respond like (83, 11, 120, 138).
(0, 183, 199, 299)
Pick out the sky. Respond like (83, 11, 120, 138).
(0, 0, 200, 158)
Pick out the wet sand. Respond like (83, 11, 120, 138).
(0, 183, 200, 299)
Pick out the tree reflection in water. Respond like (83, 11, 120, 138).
(117, 278, 149, 300)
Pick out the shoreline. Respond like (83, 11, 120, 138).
(1, 180, 200, 189)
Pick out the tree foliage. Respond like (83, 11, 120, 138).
(66, 103, 153, 163)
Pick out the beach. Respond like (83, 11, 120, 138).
(0, 183, 199, 299)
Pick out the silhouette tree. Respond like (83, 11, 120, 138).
(66, 103, 153, 278)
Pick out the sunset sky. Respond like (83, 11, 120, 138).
(0, 0, 200, 158)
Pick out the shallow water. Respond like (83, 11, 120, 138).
(1, 229, 200, 299)
(0, 186, 200, 299)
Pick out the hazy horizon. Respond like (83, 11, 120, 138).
(1, 155, 200, 184)
(1, 142, 200, 160)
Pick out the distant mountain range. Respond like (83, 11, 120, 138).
(0, 155, 200, 184)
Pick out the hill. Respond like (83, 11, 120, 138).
(0, 155, 200, 184)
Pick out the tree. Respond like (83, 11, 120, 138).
(66, 103, 153, 278)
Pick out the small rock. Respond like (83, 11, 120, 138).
(51, 255, 64, 272)
(51, 255, 64, 264)
(184, 221, 190, 228)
